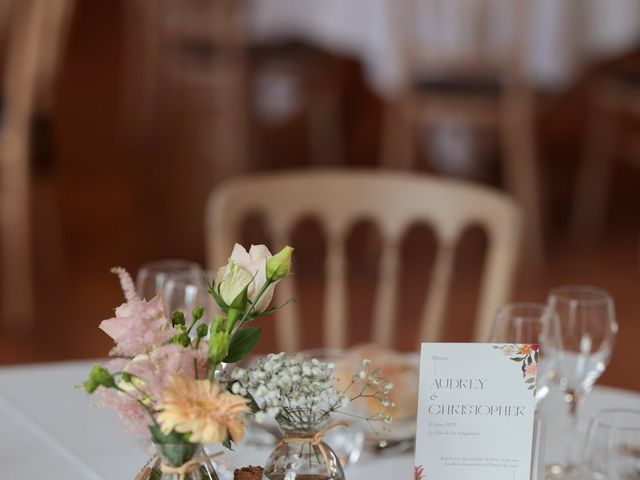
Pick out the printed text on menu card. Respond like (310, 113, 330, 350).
(414, 343, 538, 480)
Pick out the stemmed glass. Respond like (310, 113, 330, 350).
(489, 302, 554, 402)
(545, 285, 618, 478)
(136, 259, 206, 314)
(489, 303, 553, 479)
(582, 409, 640, 479)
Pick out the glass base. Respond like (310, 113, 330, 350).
(545, 463, 580, 479)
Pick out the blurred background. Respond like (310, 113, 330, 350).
(0, 0, 639, 392)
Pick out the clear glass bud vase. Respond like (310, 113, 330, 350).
(262, 428, 346, 480)
(135, 442, 220, 480)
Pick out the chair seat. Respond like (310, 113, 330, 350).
(413, 76, 503, 96)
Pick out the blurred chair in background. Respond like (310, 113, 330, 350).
(0, 0, 74, 331)
(571, 60, 640, 243)
(380, 0, 542, 265)
(250, 41, 345, 167)
(122, 1, 344, 177)
(122, 0, 248, 178)
(206, 170, 521, 352)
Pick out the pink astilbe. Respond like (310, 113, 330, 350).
(98, 387, 150, 434)
(100, 294, 174, 357)
(96, 342, 209, 433)
(111, 267, 138, 302)
(124, 344, 209, 404)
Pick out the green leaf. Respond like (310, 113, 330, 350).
(249, 298, 296, 319)
(510, 357, 525, 362)
(223, 327, 262, 363)
(230, 283, 249, 310)
(208, 282, 229, 313)
(526, 377, 536, 383)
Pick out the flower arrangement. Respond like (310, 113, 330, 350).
(81, 243, 294, 462)
(227, 353, 394, 480)
(228, 352, 394, 439)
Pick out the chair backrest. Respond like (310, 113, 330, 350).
(125, 0, 245, 85)
(206, 170, 521, 351)
(395, 0, 531, 83)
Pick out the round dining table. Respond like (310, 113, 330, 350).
(1, 360, 639, 479)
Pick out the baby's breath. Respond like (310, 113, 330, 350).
(229, 353, 394, 434)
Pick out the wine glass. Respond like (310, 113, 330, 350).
(489, 303, 552, 478)
(136, 259, 205, 314)
(489, 302, 554, 402)
(545, 285, 618, 478)
(582, 409, 640, 479)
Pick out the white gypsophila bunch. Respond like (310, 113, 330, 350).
(228, 352, 394, 436)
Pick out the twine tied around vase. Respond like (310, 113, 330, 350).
(277, 421, 349, 474)
(159, 451, 223, 480)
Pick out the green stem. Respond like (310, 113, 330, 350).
(186, 317, 198, 335)
(235, 279, 273, 332)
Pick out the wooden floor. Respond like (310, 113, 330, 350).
(1, 1, 639, 394)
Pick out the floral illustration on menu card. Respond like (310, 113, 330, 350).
(493, 344, 539, 394)
(414, 465, 425, 480)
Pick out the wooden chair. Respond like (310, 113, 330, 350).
(249, 41, 345, 167)
(122, 3, 344, 176)
(571, 66, 640, 242)
(0, 0, 75, 330)
(380, 0, 542, 266)
(206, 170, 522, 351)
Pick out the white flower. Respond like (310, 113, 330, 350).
(215, 244, 277, 312)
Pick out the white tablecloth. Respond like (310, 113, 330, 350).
(248, 0, 640, 96)
(1, 360, 639, 479)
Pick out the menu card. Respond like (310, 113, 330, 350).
(414, 343, 538, 480)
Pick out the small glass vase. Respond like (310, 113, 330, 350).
(262, 427, 346, 480)
(135, 442, 220, 480)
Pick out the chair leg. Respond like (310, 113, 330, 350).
(570, 104, 617, 244)
(380, 95, 415, 169)
(500, 91, 545, 269)
(0, 130, 35, 332)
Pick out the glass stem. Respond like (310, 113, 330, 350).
(564, 389, 580, 467)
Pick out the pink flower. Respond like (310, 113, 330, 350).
(97, 388, 149, 434)
(120, 344, 209, 404)
(111, 267, 138, 302)
(99, 295, 174, 356)
(414, 465, 425, 480)
(524, 362, 538, 378)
